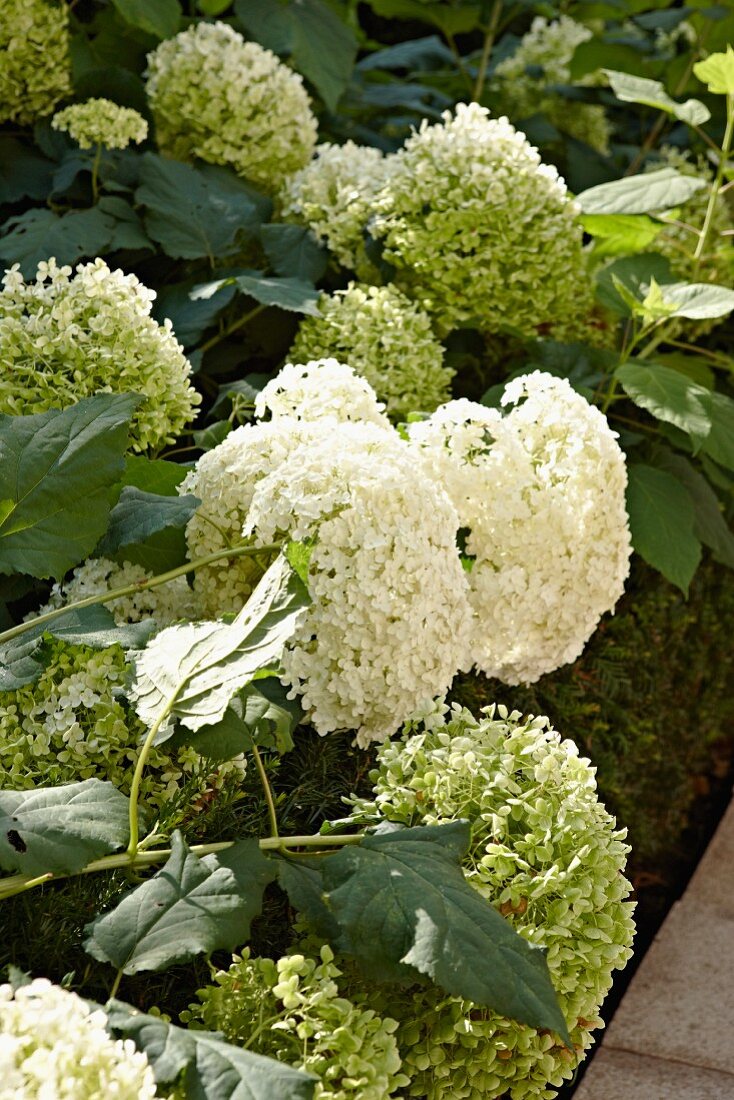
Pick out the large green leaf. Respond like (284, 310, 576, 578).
(615, 362, 711, 449)
(0, 207, 117, 277)
(581, 213, 662, 257)
(85, 833, 276, 973)
(96, 487, 199, 557)
(604, 70, 710, 125)
(626, 463, 701, 594)
(130, 554, 308, 731)
(576, 168, 706, 215)
(660, 282, 734, 320)
(107, 1001, 316, 1100)
(650, 449, 734, 569)
(0, 137, 55, 204)
(362, 0, 481, 34)
(111, 0, 181, 38)
(700, 391, 734, 471)
(0, 780, 133, 875)
(122, 456, 190, 496)
(596, 253, 674, 315)
(693, 45, 734, 95)
(154, 279, 237, 348)
(136, 155, 270, 261)
(321, 822, 570, 1040)
(0, 394, 138, 580)
(169, 679, 302, 759)
(192, 271, 321, 316)
(260, 224, 328, 282)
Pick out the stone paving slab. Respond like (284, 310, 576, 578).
(573, 1049, 734, 1099)
(681, 797, 734, 912)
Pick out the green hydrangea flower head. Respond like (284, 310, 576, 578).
(0, 0, 71, 125)
(145, 21, 317, 191)
(289, 283, 454, 419)
(185, 945, 410, 1099)
(0, 258, 201, 452)
(51, 98, 148, 150)
(346, 702, 636, 1099)
(493, 17, 611, 154)
(371, 103, 596, 338)
(280, 142, 395, 272)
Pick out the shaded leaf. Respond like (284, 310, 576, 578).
(0, 137, 55, 204)
(277, 856, 339, 941)
(651, 449, 734, 569)
(123, 456, 190, 497)
(596, 253, 674, 314)
(96, 487, 199, 557)
(192, 270, 321, 316)
(0, 207, 116, 277)
(700, 391, 734, 471)
(576, 168, 706, 215)
(626, 463, 701, 593)
(260, 224, 328, 282)
(615, 362, 711, 448)
(111, 0, 181, 39)
(154, 280, 237, 347)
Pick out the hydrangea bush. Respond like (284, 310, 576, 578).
(0, 0, 71, 125)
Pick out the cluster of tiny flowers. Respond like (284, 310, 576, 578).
(0, 0, 71, 125)
(289, 284, 454, 419)
(184, 360, 473, 744)
(185, 946, 409, 1100)
(0, 259, 200, 452)
(408, 373, 631, 684)
(51, 97, 148, 150)
(346, 703, 635, 1099)
(255, 358, 391, 428)
(493, 17, 611, 154)
(145, 22, 317, 191)
(280, 141, 394, 272)
(370, 103, 595, 338)
(0, 640, 239, 806)
(0, 978, 156, 1099)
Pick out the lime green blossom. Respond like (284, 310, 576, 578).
(145, 21, 317, 191)
(346, 702, 636, 1099)
(289, 284, 454, 419)
(185, 945, 409, 1100)
(0, 0, 71, 125)
(51, 98, 148, 150)
(0, 258, 200, 452)
(280, 142, 394, 272)
(371, 103, 596, 338)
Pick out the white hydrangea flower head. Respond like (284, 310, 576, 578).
(346, 703, 636, 1099)
(0, 978, 156, 1099)
(0, 258, 200, 452)
(371, 103, 596, 337)
(255, 357, 391, 427)
(0, 0, 72, 125)
(145, 21, 317, 191)
(289, 285, 454, 419)
(408, 373, 632, 683)
(279, 141, 395, 272)
(51, 98, 148, 149)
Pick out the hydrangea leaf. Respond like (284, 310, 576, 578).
(650, 449, 734, 569)
(165, 679, 301, 759)
(96, 487, 200, 557)
(260, 224, 329, 282)
(111, 0, 181, 40)
(0, 780, 134, 875)
(595, 253, 674, 315)
(192, 270, 321, 316)
(615, 363, 712, 450)
(154, 279, 237, 347)
(693, 46, 734, 95)
(0, 206, 117, 278)
(660, 282, 734, 321)
(700, 391, 734, 471)
(581, 213, 662, 257)
(277, 856, 340, 942)
(114, 460, 195, 573)
(604, 70, 710, 126)
(576, 168, 707, 215)
(107, 1000, 317, 1099)
(626, 463, 701, 594)
(84, 833, 277, 973)
(321, 821, 571, 1041)
(362, 0, 482, 35)
(0, 137, 55, 203)
(136, 154, 271, 260)
(130, 554, 308, 732)
(122, 456, 189, 496)
(0, 394, 139, 580)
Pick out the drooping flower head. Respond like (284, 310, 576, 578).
(346, 702, 636, 1099)
(51, 98, 148, 150)
(371, 103, 595, 338)
(145, 22, 317, 191)
(289, 284, 454, 419)
(0, 978, 157, 1098)
(408, 373, 632, 683)
(0, 0, 71, 125)
(0, 259, 200, 452)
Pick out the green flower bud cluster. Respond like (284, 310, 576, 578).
(0, 0, 71, 126)
(0, 258, 200, 452)
(51, 98, 148, 150)
(289, 283, 454, 419)
(185, 945, 409, 1100)
(371, 103, 596, 339)
(145, 22, 317, 192)
(346, 703, 636, 1099)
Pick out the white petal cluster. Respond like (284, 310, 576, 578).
(145, 22, 317, 191)
(408, 373, 632, 683)
(51, 97, 148, 150)
(38, 557, 197, 627)
(0, 258, 200, 452)
(255, 357, 390, 427)
(0, 978, 156, 1099)
(371, 103, 595, 338)
(0, 0, 71, 125)
(280, 141, 394, 271)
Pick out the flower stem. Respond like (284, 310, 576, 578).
(91, 143, 102, 203)
(251, 743, 279, 840)
(127, 691, 182, 860)
(198, 303, 267, 355)
(109, 968, 124, 1000)
(472, 0, 503, 103)
(692, 93, 734, 271)
(0, 542, 283, 646)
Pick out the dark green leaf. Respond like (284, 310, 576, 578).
(615, 362, 711, 448)
(123, 456, 190, 496)
(626, 463, 701, 593)
(576, 168, 706, 215)
(97, 196, 153, 253)
(596, 253, 674, 314)
(192, 270, 321, 316)
(650, 449, 734, 568)
(192, 421, 232, 450)
(154, 280, 237, 347)
(700, 391, 734, 471)
(166, 679, 300, 758)
(0, 394, 139, 580)
(0, 780, 133, 875)
(363, 0, 482, 34)
(111, 0, 181, 39)
(0, 207, 116, 278)
(84, 832, 276, 973)
(107, 1001, 317, 1099)
(321, 821, 570, 1039)
(260, 224, 328, 282)
(96, 487, 199, 557)
(0, 137, 54, 203)
(277, 856, 339, 940)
